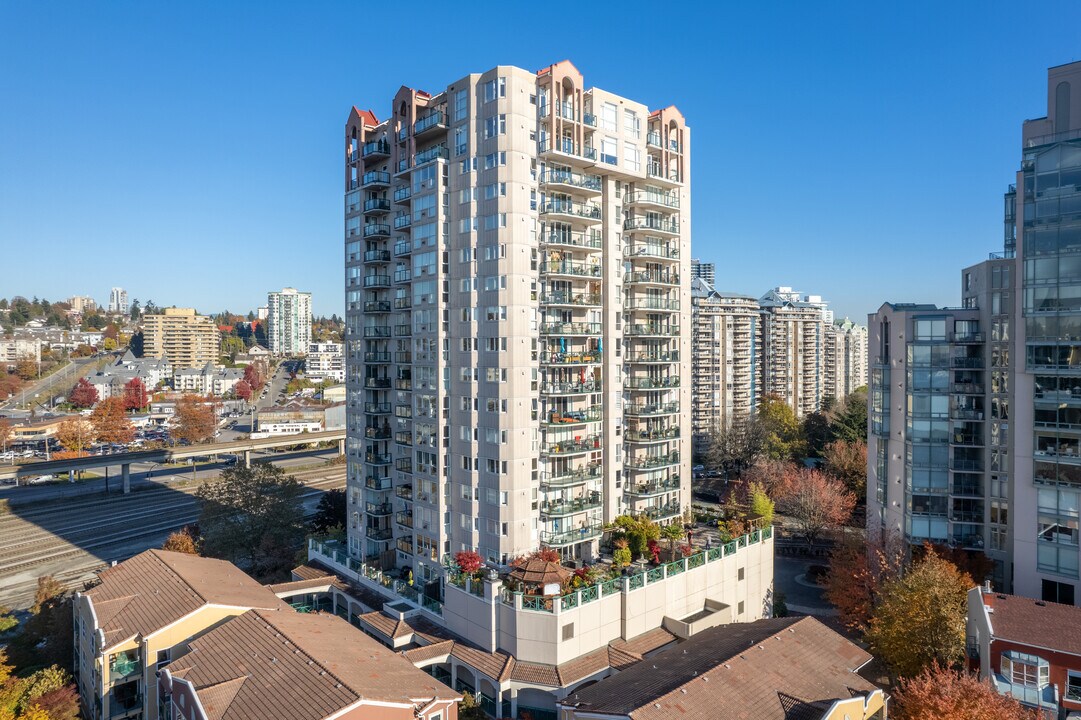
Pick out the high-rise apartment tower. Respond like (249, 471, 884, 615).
(267, 287, 312, 356)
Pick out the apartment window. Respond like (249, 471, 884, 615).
(454, 126, 468, 156)
(484, 114, 506, 138)
(1001, 652, 1049, 688)
(601, 102, 617, 131)
(484, 77, 506, 102)
(453, 89, 468, 122)
(624, 142, 640, 172)
(483, 213, 507, 230)
(1043, 578, 1076, 605)
(484, 151, 507, 169)
(484, 182, 507, 199)
(600, 137, 617, 165)
(459, 157, 477, 174)
(623, 109, 640, 138)
(156, 649, 171, 671)
(1068, 671, 1081, 701)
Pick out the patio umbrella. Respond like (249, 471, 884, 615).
(560, 336, 566, 353)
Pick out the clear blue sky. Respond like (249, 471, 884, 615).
(2, 2, 1080, 321)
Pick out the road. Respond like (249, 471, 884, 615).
(0, 458, 345, 610)
(0, 355, 103, 412)
(774, 555, 836, 616)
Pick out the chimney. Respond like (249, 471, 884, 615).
(983, 580, 992, 593)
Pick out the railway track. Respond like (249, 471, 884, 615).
(0, 467, 345, 609)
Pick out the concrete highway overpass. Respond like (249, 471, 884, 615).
(0, 429, 346, 490)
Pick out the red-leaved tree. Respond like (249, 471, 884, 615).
(68, 377, 99, 408)
(243, 363, 266, 392)
(454, 550, 483, 574)
(234, 380, 253, 403)
(894, 662, 1038, 719)
(122, 377, 149, 411)
(775, 467, 856, 542)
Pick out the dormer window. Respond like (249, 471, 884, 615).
(1001, 651, 1049, 688)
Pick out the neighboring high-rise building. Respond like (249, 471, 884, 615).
(67, 295, 97, 314)
(868, 62, 1081, 603)
(142, 308, 220, 369)
(690, 277, 759, 454)
(690, 258, 715, 286)
(758, 287, 827, 417)
(108, 287, 128, 315)
(307, 341, 345, 383)
(267, 287, 312, 356)
(256, 306, 269, 321)
(344, 61, 691, 577)
(824, 318, 868, 402)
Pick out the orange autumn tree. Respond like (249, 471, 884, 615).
(55, 418, 96, 455)
(90, 397, 135, 445)
(824, 528, 905, 632)
(893, 662, 1038, 720)
(172, 396, 216, 445)
(775, 467, 856, 543)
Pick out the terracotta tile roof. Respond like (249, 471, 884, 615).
(197, 677, 246, 720)
(609, 627, 677, 657)
(359, 611, 412, 640)
(562, 617, 878, 720)
(557, 647, 610, 685)
(606, 646, 642, 671)
(451, 643, 515, 682)
(167, 609, 459, 720)
(511, 661, 561, 686)
(291, 564, 333, 582)
(981, 590, 1081, 656)
(401, 640, 455, 663)
(85, 550, 284, 651)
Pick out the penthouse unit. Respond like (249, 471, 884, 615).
(344, 60, 691, 582)
(142, 309, 220, 370)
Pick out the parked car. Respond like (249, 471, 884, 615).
(28, 474, 55, 485)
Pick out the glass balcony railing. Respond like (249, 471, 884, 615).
(625, 452, 680, 470)
(365, 501, 393, 516)
(539, 321, 602, 335)
(365, 526, 393, 541)
(541, 230, 603, 249)
(393, 241, 412, 257)
(363, 300, 391, 313)
(540, 169, 602, 191)
(541, 522, 603, 547)
(415, 144, 448, 165)
(641, 502, 682, 521)
(625, 243, 679, 260)
(540, 464, 602, 488)
(362, 171, 391, 186)
(362, 139, 390, 157)
(623, 217, 680, 234)
(625, 298, 680, 312)
(624, 351, 679, 364)
(364, 425, 391, 438)
(624, 270, 680, 286)
(540, 351, 602, 365)
(363, 249, 390, 263)
(538, 260, 602, 277)
(539, 199, 601, 220)
(393, 185, 411, 203)
(646, 131, 662, 147)
(109, 651, 140, 680)
(625, 402, 680, 416)
(414, 110, 446, 135)
(540, 435, 601, 455)
(541, 406, 602, 426)
(625, 191, 679, 209)
(539, 291, 601, 306)
(363, 223, 391, 238)
(540, 381, 602, 395)
(626, 427, 681, 442)
(394, 214, 412, 229)
(540, 492, 602, 518)
(364, 198, 390, 213)
(363, 351, 391, 363)
(625, 477, 681, 497)
(624, 324, 680, 337)
(625, 376, 680, 390)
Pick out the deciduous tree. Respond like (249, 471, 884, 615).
(90, 397, 135, 445)
(172, 395, 216, 445)
(747, 482, 775, 525)
(162, 528, 198, 554)
(243, 363, 266, 392)
(893, 662, 1037, 720)
(822, 439, 868, 497)
(196, 464, 305, 580)
(757, 395, 805, 461)
(0, 419, 11, 454)
(775, 467, 856, 542)
(122, 377, 148, 411)
(55, 418, 96, 454)
(866, 547, 971, 679)
(824, 529, 905, 632)
(703, 414, 765, 477)
(234, 380, 253, 403)
(67, 377, 98, 408)
(454, 550, 484, 574)
(13, 356, 37, 382)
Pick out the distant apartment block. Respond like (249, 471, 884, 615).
(307, 341, 344, 382)
(142, 308, 220, 370)
(67, 295, 98, 315)
(344, 60, 691, 574)
(690, 280, 863, 453)
(690, 257, 715, 286)
(267, 287, 312, 356)
(88, 350, 171, 400)
(0, 336, 42, 369)
(108, 287, 128, 315)
(172, 361, 244, 396)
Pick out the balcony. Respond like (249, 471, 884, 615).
(625, 401, 680, 417)
(540, 464, 602, 489)
(540, 351, 602, 366)
(365, 501, 393, 516)
(641, 502, 682, 522)
(541, 522, 603, 547)
(364, 475, 391, 490)
(362, 140, 390, 159)
(540, 435, 602, 456)
(394, 378, 412, 391)
(540, 492, 602, 518)
(394, 269, 412, 284)
(951, 458, 983, 472)
(365, 452, 392, 466)
(394, 214, 412, 229)
(394, 351, 412, 363)
(362, 171, 391, 187)
(415, 144, 448, 165)
(364, 402, 392, 415)
(625, 191, 680, 210)
(365, 526, 393, 542)
(362, 326, 391, 338)
(539, 199, 601, 222)
(623, 217, 679, 236)
(539, 291, 601, 307)
(364, 426, 391, 439)
(624, 351, 679, 364)
(539, 169, 602, 193)
(540, 381, 601, 396)
(625, 452, 680, 471)
(951, 383, 984, 395)
(538, 260, 602, 278)
(539, 138, 598, 164)
(646, 131, 662, 148)
(363, 223, 391, 239)
(625, 243, 679, 260)
(414, 110, 446, 138)
(364, 249, 390, 263)
(625, 477, 681, 498)
(364, 198, 391, 214)
(395, 511, 414, 528)
(625, 427, 680, 444)
(625, 376, 680, 390)
(951, 332, 984, 343)
(541, 407, 602, 428)
(625, 298, 680, 312)
(363, 300, 391, 313)
(396, 158, 411, 174)
(625, 324, 680, 338)
(394, 430, 413, 446)
(951, 357, 984, 368)
(109, 650, 140, 680)
(393, 185, 411, 204)
(646, 163, 681, 185)
(363, 351, 391, 363)
(394, 240, 412, 257)
(397, 538, 414, 555)
(394, 323, 412, 337)
(395, 483, 413, 500)
(364, 377, 391, 389)
(540, 321, 602, 336)
(541, 230, 603, 251)
(624, 270, 680, 287)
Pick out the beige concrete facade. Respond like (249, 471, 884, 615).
(824, 317, 868, 401)
(142, 308, 219, 370)
(344, 61, 691, 581)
